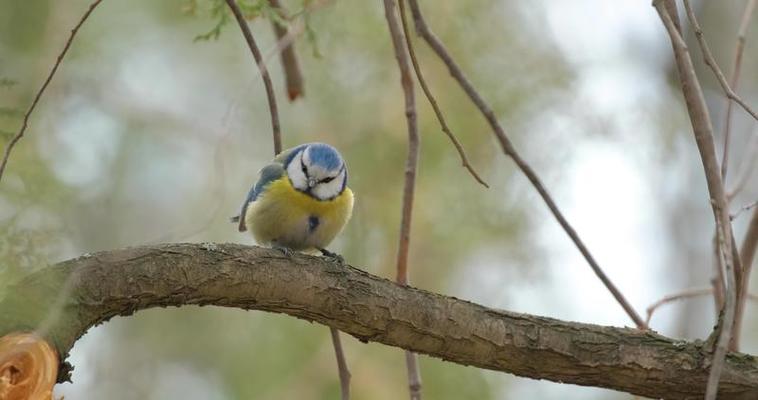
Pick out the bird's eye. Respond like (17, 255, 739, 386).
(321, 176, 335, 184)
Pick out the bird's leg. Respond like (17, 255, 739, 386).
(318, 248, 345, 265)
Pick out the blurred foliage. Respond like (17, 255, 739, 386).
(187, 0, 322, 56)
(0, 0, 757, 399)
(0, 78, 18, 88)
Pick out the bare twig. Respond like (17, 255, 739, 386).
(225, 0, 282, 154)
(406, 0, 646, 329)
(0, 0, 104, 184)
(663, 0, 682, 32)
(329, 327, 351, 400)
(684, 0, 758, 353)
(653, 2, 738, 398)
(645, 287, 758, 336)
(396, 0, 488, 188)
(732, 199, 758, 220)
(720, 0, 756, 181)
(268, 0, 305, 101)
(711, 231, 726, 309)
(382, 1, 422, 398)
(683, 1, 758, 126)
(644, 287, 758, 326)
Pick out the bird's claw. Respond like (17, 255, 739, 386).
(273, 245, 295, 258)
(318, 248, 345, 265)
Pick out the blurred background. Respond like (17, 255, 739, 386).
(1, 0, 757, 398)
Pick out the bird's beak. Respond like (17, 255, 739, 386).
(308, 178, 317, 188)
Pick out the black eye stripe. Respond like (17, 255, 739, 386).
(300, 157, 309, 176)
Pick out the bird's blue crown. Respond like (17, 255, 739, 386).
(306, 143, 343, 171)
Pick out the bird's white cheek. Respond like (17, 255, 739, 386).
(286, 152, 308, 190)
(313, 171, 346, 200)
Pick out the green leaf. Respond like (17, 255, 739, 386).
(193, 10, 230, 42)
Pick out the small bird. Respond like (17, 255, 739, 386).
(233, 143, 354, 254)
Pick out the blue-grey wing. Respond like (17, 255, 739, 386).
(235, 163, 285, 232)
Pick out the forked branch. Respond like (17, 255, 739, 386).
(653, 2, 739, 398)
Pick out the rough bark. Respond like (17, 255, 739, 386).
(0, 243, 756, 399)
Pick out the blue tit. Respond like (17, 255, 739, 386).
(234, 143, 354, 252)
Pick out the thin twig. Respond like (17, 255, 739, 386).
(382, 1, 422, 399)
(268, 0, 305, 101)
(732, 199, 758, 220)
(663, 0, 682, 32)
(0, 0, 104, 184)
(683, 0, 758, 126)
(329, 327, 351, 400)
(396, 0, 488, 188)
(646, 287, 713, 326)
(711, 230, 726, 309)
(225, 0, 282, 154)
(720, 0, 756, 181)
(653, 2, 738, 398)
(684, 0, 757, 353)
(406, 0, 646, 329)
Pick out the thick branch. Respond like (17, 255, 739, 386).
(0, 244, 757, 399)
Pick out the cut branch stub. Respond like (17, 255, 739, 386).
(0, 333, 58, 400)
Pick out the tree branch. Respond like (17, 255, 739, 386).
(396, 0, 488, 188)
(381, 1, 423, 398)
(0, 0, 104, 184)
(405, 0, 645, 329)
(1, 244, 757, 399)
(653, 1, 739, 397)
(268, 0, 305, 102)
(683, 0, 758, 129)
(720, 0, 756, 181)
(225, 0, 282, 154)
(645, 287, 758, 326)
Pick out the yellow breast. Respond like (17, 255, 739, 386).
(244, 176, 354, 250)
